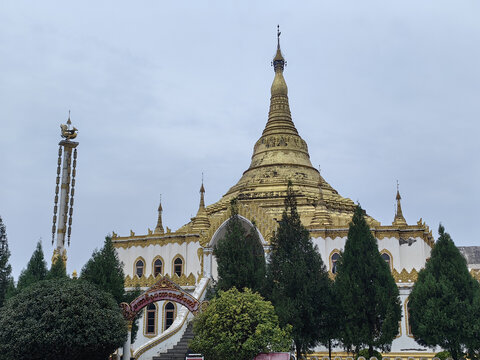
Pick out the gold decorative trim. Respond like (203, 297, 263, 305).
(197, 248, 204, 282)
(200, 201, 278, 247)
(125, 272, 197, 288)
(113, 235, 200, 250)
(404, 297, 414, 338)
(393, 268, 418, 283)
(471, 269, 480, 282)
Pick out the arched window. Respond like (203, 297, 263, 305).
(380, 250, 393, 271)
(164, 302, 176, 330)
(154, 259, 163, 277)
(331, 252, 340, 274)
(173, 257, 183, 277)
(145, 303, 157, 335)
(135, 259, 144, 277)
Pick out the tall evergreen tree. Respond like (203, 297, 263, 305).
(17, 241, 48, 292)
(80, 236, 125, 304)
(335, 204, 401, 356)
(265, 182, 331, 359)
(409, 224, 480, 360)
(213, 199, 266, 294)
(0, 216, 13, 308)
(46, 257, 68, 280)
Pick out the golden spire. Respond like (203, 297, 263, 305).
(154, 195, 164, 234)
(392, 181, 407, 226)
(225, 26, 318, 198)
(192, 178, 210, 231)
(265, 25, 295, 135)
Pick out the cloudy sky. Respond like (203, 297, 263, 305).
(1, 1, 479, 279)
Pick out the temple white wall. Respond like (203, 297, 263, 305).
(116, 241, 203, 282)
(117, 227, 434, 358)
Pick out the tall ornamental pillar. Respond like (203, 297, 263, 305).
(51, 113, 78, 263)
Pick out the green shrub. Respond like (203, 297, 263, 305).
(435, 351, 452, 360)
(356, 349, 383, 360)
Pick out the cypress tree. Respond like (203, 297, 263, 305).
(0, 215, 13, 308)
(409, 224, 480, 360)
(265, 182, 331, 359)
(17, 241, 48, 292)
(213, 199, 266, 294)
(46, 257, 68, 280)
(335, 204, 401, 356)
(80, 236, 125, 304)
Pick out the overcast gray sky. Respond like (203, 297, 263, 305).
(1, 1, 479, 279)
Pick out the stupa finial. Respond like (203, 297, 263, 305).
(393, 180, 407, 226)
(155, 194, 164, 234)
(273, 25, 285, 72)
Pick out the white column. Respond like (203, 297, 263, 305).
(204, 247, 213, 278)
(56, 140, 77, 258)
(123, 322, 132, 360)
(264, 245, 272, 263)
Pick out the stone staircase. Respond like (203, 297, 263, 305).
(153, 322, 194, 360)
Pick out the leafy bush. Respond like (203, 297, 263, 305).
(435, 351, 452, 360)
(0, 278, 127, 360)
(356, 349, 383, 360)
(190, 287, 291, 360)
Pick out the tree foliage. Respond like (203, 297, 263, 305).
(190, 287, 291, 360)
(265, 182, 331, 359)
(80, 235, 142, 341)
(213, 199, 266, 294)
(409, 224, 480, 360)
(0, 216, 13, 308)
(47, 257, 68, 280)
(0, 278, 127, 360)
(335, 204, 401, 356)
(80, 236, 125, 304)
(16, 241, 48, 292)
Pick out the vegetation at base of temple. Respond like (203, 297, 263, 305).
(409, 224, 480, 360)
(47, 256, 68, 279)
(0, 216, 14, 308)
(0, 278, 126, 360)
(190, 287, 291, 360)
(356, 349, 383, 360)
(335, 204, 402, 357)
(16, 241, 48, 292)
(5, 241, 70, 299)
(81, 236, 126, 303)
(80, 235, 142, 342)
(213, 199, 266, 295)
(265, 182, 333, 359)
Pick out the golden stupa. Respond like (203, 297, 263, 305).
(114, 30, 433, 268)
